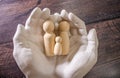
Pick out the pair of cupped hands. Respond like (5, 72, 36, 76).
(13, 7, 98, 78)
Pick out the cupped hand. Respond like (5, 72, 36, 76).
(13, 7, 57, 78)
(55, 10, 98, 78)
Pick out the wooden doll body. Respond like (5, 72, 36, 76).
(43, 20, 55, 56)
(59, 21, 70, 55)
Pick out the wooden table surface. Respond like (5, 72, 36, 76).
(0, 0, 120, 78)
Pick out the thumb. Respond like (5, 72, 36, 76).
(13, 24, 25, 42)
(86, 28, 98, 57)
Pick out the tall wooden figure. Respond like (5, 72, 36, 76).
(59, 21, 70, 55)
(43, 20, 55, 56)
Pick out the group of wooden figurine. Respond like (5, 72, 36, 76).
(43, 20, 70, 56)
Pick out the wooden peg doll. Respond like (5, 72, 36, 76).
(43, 20, 55, 56)
(59, 21, 70, 55)
(54, 36, 62, 55)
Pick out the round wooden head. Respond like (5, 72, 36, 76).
(55, 36, 62, 43)
(59, 21, 70, 31)
(43, 20, 54, 33)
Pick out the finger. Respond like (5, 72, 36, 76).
(79, 28, 87, 36)
(66, 29, 98, 76)
(13, 24, 25, 42)
(25, 7, 50, 35)
(41, 8, 50, 20)
(61, 10, 76, 36)
(68, 13, 87, 35)
(54, 13, 62, 22)
(74, 49, 98, 78)
(25, 7, 41, 29)
(49, 13, 62, 31)
(86, 29, 98, 55)
(29, 7, 41, 19)
(75, 31, 98, 77)
(70, 28, 78, 36)
(49, 13, 62, 23)
(66, 45, 90, 77)
(38, 8, 51, 34)
(68, 13, 85, 28)
(60, 9, 69, 20)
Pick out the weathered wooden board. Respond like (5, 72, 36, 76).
(0, 18, 120, 78)
(0, 0, 120, 43)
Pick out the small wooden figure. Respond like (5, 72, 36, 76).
(54, 36, 62, 55)
(59, 21, 70, 55)
(43, 20, 55, 56)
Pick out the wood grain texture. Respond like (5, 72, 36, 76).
(87, 18, 120, 66)
(39, 0, 120, 23)
(0, 42, 25, 78)
(85, 59, 120, 78)
(0, 0, 120, 78)
(0, 0, 120, 43)
(85, 18, 120, 78)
